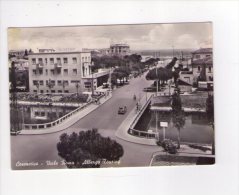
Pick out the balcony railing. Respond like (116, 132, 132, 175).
(36, 63, 44, 69)
(54, 63, 62, 68)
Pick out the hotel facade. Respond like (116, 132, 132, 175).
(28, 51, 93, 94)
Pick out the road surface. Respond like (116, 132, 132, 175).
(11, 74, 160, 170)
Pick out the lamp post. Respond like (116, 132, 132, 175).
(156, 66, 158, 97)
(89, 62, 94, 96)
(109, 67, 113, 93)
(62, 80, 66, 93)
(155, 110, 158, 141)
(75, 81, 80, 96)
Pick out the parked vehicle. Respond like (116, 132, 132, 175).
(102, 83, 109, 89)
(118, 106, 127, 114)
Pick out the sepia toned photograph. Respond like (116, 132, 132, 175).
(9, 22, 215, 170)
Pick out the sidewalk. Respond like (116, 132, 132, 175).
(20, 94, 112, 135)
(115, 94, 157, 146)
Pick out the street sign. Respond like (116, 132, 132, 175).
(160, 122, 168, 127)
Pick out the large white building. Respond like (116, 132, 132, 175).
(109, 43, 130, 57)
(28, 51, 93, 94)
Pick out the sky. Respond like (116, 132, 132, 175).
(8, 22, 212, 52)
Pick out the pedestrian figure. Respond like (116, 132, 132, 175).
(136, 102, 139, 110)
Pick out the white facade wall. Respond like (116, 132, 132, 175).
(192, 65, 213, 82)
(109, 44, 130, 57)
(192, 53, 212, 62)
(28, 52, 91, 94)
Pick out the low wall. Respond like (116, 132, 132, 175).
(128, 94, 157, 139)
(23, 101, 92, 130)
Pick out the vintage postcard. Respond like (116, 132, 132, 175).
(9, 22, 215, 170)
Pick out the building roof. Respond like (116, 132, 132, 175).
(110, 43, 130, 48)
(178, 78, 192, 86)
(28, 51, 91, 55)
(192, 57, 213, 65)
(192, 48, 212, 54)
(9, 49, 25, 53)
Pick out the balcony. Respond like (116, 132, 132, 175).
(36, 63, 44, 69)
(54, 63, 62, 69)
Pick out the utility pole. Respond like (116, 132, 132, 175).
(172, 45, 175, 58)
(156, 67, 158, 97)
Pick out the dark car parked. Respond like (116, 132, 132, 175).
(118, 106, 127, 114)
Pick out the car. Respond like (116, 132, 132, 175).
(102, 83, 109, 88)
(118, 106, 127, 114)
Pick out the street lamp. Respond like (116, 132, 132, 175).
(156, 66, 159, 97)
(168, 79, 172, 96)
(75, 81, 80, 96)
(89, 62, 94, 96)
(36, 81, 40, 94)
(155, 110, 158, 141)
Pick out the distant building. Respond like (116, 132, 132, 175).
(9, 49, 25, 58)
(179, 71, 194, 85)
(82, 43, 130, 58)
(82, 48, 110, 57)
(192, 56, 213, 82)
(38, 49, 55, 53)
(177, 79, 192, 93)
(191, 48, 212, 62)
(109, 43, 130, 57)
(191, 48, 213, 83)
(13, 59, 29, 71)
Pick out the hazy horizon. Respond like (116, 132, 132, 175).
(8, 22, 212, 52)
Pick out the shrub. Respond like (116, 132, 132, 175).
(161, 139, 177, 154)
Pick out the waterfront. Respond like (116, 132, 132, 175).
(135, 107, 213, 144)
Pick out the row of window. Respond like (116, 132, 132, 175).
(32, 68, 79, 75)
(34, 111, 66, 117)
(31, 56, 90, 65)
(196, 66, 212, 72)
(33, 80, 80, 86)
(33, 89, 69, 93)
(195, 54, 211, 59)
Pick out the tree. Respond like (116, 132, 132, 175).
(171, 91, 185, 149)
(143, 58, 158, 67)
(112, 66, 130, 85)
(57, 129, 124, 168)
(206, 94, 215, 155)
(24, 49, 28, 56)
(166, 57, 178, 70)
(198, 63, 207, 82)
(146, 67, 173, 87)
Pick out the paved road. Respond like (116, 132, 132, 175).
(11, 74, 160, 170)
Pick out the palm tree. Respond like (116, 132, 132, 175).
(146, 67, 173, 87)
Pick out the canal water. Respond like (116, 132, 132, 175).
(134, 106, 213, 144)
(17, 105, 76, 124)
